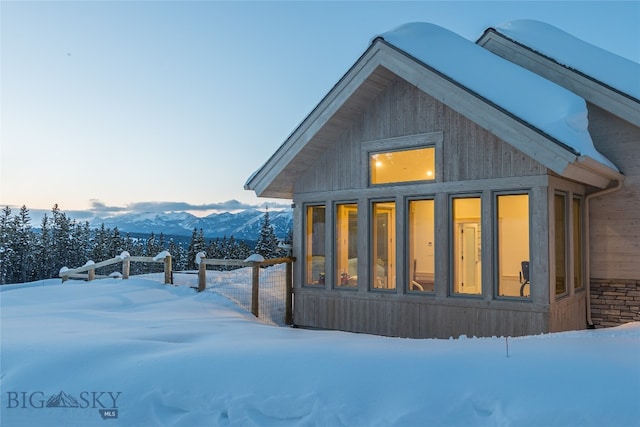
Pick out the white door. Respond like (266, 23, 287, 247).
(458, 223, 481, 294)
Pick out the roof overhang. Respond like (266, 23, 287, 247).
(246, 38, 621, 198)
(563, 156, 624, 189)
(477, 28, 640, 128)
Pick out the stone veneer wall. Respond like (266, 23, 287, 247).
(590, 279, 640, 328)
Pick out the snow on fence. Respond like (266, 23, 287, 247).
(178, 254, 294, 326)
(59, 251, 295, 327)
(59, 251, 173, 284)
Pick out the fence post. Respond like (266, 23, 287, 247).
(88, 267, 95, 282)
(122, 259, 130, 280)
(198, 258, 207, 292)
(251, 263, 260, 318)
(164, 255, 172, 285)
(285, 260, 293, 325)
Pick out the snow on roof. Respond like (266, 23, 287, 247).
(378, 22, 617, 170)
(493, 19, 640, 101)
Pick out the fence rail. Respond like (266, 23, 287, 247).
(59, 251, 172, 284)
(58, 252, 295, 326)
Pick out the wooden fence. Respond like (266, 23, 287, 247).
(197, 256, 295, 325)
(59, 251, 172, 284)
(59, 252, 295, 325)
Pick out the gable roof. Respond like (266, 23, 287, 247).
(477, 20, 640, 127)
(246, 22, 622, 199)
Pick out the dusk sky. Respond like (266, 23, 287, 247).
(2, 1, 639, 218)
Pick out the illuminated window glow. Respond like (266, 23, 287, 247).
(370, 147, 435, 185)
(496, 194, 530, 298)
(372, 201, 395, 290)
(452, 197, 482, 295)
(305, 205, 326, 286)
(336, 203, 358, 288)
(408, 199, 435, 293)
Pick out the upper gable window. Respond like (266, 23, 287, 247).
(369, 146, 435, 185)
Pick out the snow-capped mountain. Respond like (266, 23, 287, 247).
(87, 209, 293, 240)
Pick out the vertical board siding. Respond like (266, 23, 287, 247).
(292, 75, 557, 339)
(587, 104, 640, 281)
(293, 291, 548, 338)
(549, 294, 588, 332)
(296, 77, 547, 194)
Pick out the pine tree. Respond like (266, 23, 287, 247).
(51, 204, 73, 270)
(12, 205, 34, 283)
(33, 213, 53, 280)
(146, 232, 162, 257)
(109, 227, 123, 258)
(0, 206, 14, 284)
(254, 209, 281, 260)
(70, 221, 92, 269)
(207, 238, 220, 259)
(158, 232, 166, 251)
(92, 223, 110, 263)
(168, 238, 186, 271)
(187, 228, 206, 268)
(238, 239, 252, 260)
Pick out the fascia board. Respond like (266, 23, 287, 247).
(247, 39, 620, 197)
(477, 31, 640, 128)
(562, 156, 624, 189)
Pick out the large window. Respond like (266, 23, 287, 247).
(554, 193, 568, 296)
(408, 199, 435, 293)
(496, 194, 530, 298)
(370, 147, 435, 185)
(372, 201, 396, 290)
(335, 203, 358, 288)
(452, 197, 482, 295)
(573, 197, 584, 291)
(305, 205, 326, 286)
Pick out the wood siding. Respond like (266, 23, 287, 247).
(294, 77, 547, 195)
(290, 76, 561, 338)
(549, 293, 588, 332)
(587, 104, 640, 281)
(294, 291, 549, 338)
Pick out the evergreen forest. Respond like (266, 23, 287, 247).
(0, 204, 288, 285)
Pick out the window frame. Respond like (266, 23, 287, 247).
(493, 191, 532, 301)
(449, 194, 483, 298)
(368, 146, 436, 186)
(333, 201, 359, 290)
(554, 192, 569, 299)
(361, 132, 443, 189)
(406, 197, 436, 295)
(370, 199, 397, 292)
(303, 203, 327, 288)
(572, 195, 585, 292)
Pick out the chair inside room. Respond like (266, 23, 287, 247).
(519, 261, 530, 297)
(411, 259, 434, 292)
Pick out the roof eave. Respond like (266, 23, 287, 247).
(246, 38, 616, 198)
(562, 156, 625, 189)
(477, 28, 640, 128)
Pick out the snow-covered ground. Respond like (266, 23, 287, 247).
(1, 277, 638, 427)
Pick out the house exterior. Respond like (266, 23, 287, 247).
(476, 20, 640, 329)
(245, 21, 639, 338)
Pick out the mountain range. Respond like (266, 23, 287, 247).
(87, 209, 293, 240)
